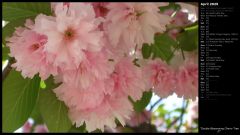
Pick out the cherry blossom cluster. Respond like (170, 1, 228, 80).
(6, 2, 198, 132)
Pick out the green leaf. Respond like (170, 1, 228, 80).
(3, 70, 40, 132)
(3, 2, 52, 21)
(91, 129, 103, 133)
(68, 124, 86, 133)
(152, 34, 177, 62)
(2, 19, 26, 44)
(2, 60, 7, 65)
(39, 78, 72, 132)
(121, 127, 134, 133)
(30, 89, 45, 125)
(159, 2, 181, 13)
(2, 2, 52, 44)
(177, 25, 198, 51)
(155, 104, 168, 117)
(40, 80, 46, 89)
(42, 75, 61, 90)
(174, 108, 183, 113)
(142, 43, 152, 59)
(141, 34, 177, 62)
(184, 21, 198, 29)
(30, 103, 44, 124)
(133, 123, 157, 132)
(2, 44, 10, 61)
(31, 77, 57, 125)
(132, 91, 152, 113)
(166, 118, 172, 126)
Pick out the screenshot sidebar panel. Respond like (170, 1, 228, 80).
(199, 1, 240, 133)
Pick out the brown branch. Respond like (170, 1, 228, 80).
(165, 100, 188, 133)
(165, 118, 179, 133)
(176, 100, 189, 133)
(2, 58, 14, 81)
(150, 98, 163, 111)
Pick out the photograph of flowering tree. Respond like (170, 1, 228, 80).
(2, 2, 198, 133)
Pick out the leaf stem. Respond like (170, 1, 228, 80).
(181, 48, 185, 60)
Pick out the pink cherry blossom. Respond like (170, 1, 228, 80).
(51, 2, 69, 12)
(187, 99, 198, 125)
(56, 51, 114, 89)
(143, 59, 176, 98)
(164, 9, 191, 39)
(164, 9, 191, 26)
(92, 2, 109, 18)
(6, 20, 58, 80)
(33, 125, 48, 133)
(177, 2, 198, 21)
(104, 3, 171, 54)
(22, 121, 32, 133)
(126, 110, 151, 127)
(155, 2, 169, 7)
(53, 80, 106, 111)
(53, 79, 132, 132)
(34, 3, 104, 70)
(175, 59, 198, 100)
(68, 96, 133, 132)
(5, 2, 199, 132)
(53, 57, 146, 132)
(109, 57, 146, 101)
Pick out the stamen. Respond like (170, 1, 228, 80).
(30, 43, 40, 51)
(64, 28, 75, 41)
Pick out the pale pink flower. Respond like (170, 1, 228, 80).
(144, 59, 176, 98)
(108, 57, 146, 101)
(126, 110, 151, 127)
(175, 59, 198, 100)
(168, 29, 180, 40)
(53, 76, 133, 132)
(104, 126, 121, 133)
(53, 57, 145, 132)
(91, 2, 109, 17)
(53, 80, 106, 111)
(6, 20, 58, 80)
(33, 125, 48, 133)
(164, 9, 191, 26)
(104, 3, 171, 54)
(51, 2, 70, 12)
(169, 51, 198, 70)
(50, 2, 58, 11)
(57, 51, 114, 89)
(34, 3, 104, 70)
(164, 9, 191, 39)
(69, 96, 133, 132)
(22, 121, 32, 133)
(177, 2, 198, 21)
(153, 117, 164, 127)
(168, 51, 198, 100)
(187, 99, 198, 125)
(155, 2, 169, 7)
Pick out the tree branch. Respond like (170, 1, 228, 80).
(2, 58, 14, 80)
(150, 98, 163, 111)
(165, 100, 188, 133)
(176, 100, 189, 133)
(136, 98, 163, 132)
